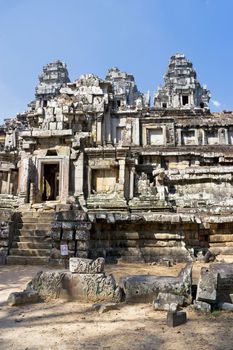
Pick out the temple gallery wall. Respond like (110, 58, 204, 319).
(1, 53, 233, 265)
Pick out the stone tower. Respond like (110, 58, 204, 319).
(35, 60, 70, 107)
(154, 53, 211, 109)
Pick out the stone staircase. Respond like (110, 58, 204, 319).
(7, 211, 55, 265)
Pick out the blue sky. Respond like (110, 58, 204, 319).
(0, 0, 232, 120)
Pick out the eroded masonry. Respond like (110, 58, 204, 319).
(1, 53, 233, 265)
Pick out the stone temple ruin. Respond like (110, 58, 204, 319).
(1, 53, 233, 266)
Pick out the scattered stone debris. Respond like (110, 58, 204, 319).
(22, 258, 122, 303)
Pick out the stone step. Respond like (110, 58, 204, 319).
(16, 223, 52, 230)
(209, 234, 233, 243)
(9, 248, 50, 257)
(7, 255, 49, 265)
(20, 212, 55, 219)
(14, 235, 51, 243)
(15, 229, 51, 237)
(12, 242, 52, 250)
(16, 217, 54, 224)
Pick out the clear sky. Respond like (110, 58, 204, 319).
(0, 0, 232, 121)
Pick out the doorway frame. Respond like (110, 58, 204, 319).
(36, 155, 69, 203)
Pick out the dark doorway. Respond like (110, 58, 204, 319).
(182, 95, 189, 105)
(42, 163, 59, 201)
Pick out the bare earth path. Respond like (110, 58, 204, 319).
(0, 263, 233, 350)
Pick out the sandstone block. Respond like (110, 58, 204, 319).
(7, 290, 39, 306)
(27, 270, 122, 303)
(196, 267, 217, 303)
(121, 263, 192, 303)
(153, 292, 184, 311)
(75, 230, 90, 241)
(69, 257, 105, 274)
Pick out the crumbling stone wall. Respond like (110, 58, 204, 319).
(0, 210, 13, 264)
(50, 210, 91, 264)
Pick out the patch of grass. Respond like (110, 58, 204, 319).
(211, 309, 221, 317)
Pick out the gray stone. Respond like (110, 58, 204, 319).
(196, 267, 217, 303)
(196, 263, 233, 304)
(218, 302, 233, 311)
(7, 290, 39, 306)
(69, 257, 105, 274)
(153, 292, 184, 311)
(167, 311, 187, 327)
(121, 263, 192, 303)
(194, 300, 211, 313)
(27, 270, 122, 303)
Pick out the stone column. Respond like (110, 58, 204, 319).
(74, 152, 84, 197)
(129, 166, 135, 199)
(18, 156, 30, 202)
(105, 110, 112, 145)
(118, 159, 125, 198)
(96, 117, 102, 145)
(7, 171, 11, 194)
(61, 156, 69, 202)
(133, 117, 140, 145)
(177, 129, 182, 146)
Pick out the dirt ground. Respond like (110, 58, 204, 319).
(0, 262, 233, 350)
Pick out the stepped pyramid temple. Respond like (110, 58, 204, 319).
(1, 53, 233, 265)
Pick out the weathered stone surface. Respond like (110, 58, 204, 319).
(7, 290, 39, 306)
(121, 263, 192, 303)
(27, 270, 122, 303)
(194, 300, 211, 313)
(197, 263, 233, 304)
(75, 230, 90, 241)
(69, 257, 105, 274)
(196, 267, 217, 303)
(153, 292, 184, 311)
(167, 311, 187, 327)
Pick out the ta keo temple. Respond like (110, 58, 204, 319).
(1, 53, 233, 265)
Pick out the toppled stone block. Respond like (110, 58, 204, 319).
(69, 257, 105, 274)
(196, 263, 233, 304)
(92, 302, 119, 314)
(153, 292, 184, 311)
(218, 302, 233, 312)
(167, 311, 187, 327)
(27, 270, 122, 303)
(194, 300, 211, 313)
(196, 267, 217, 303)
(121, 263, 192, 303)
(7, 290, 39, 306)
